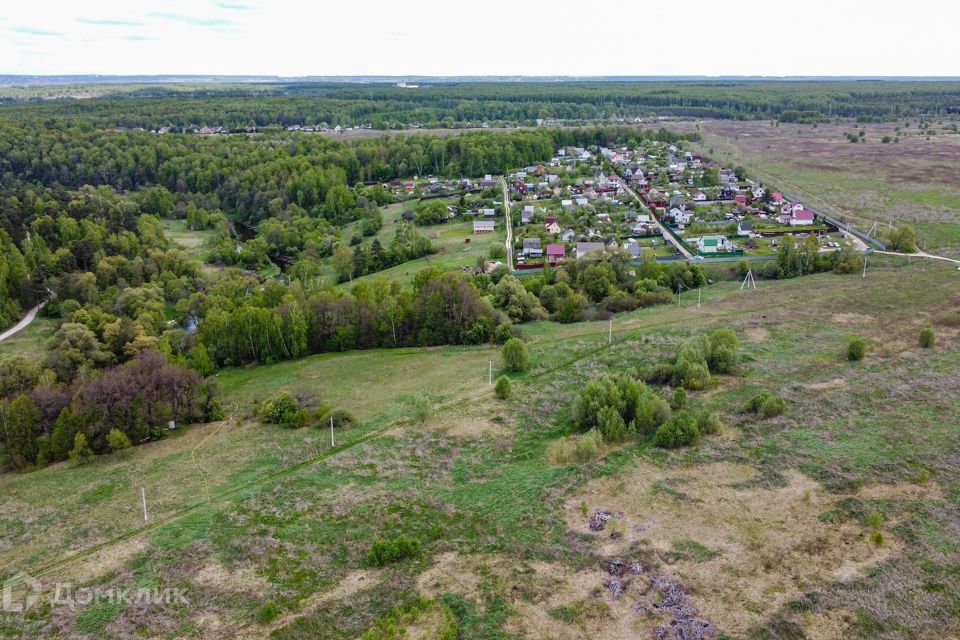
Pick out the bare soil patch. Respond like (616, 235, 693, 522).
(565, 462, 900, 636)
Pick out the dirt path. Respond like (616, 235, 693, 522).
(875, 249, 960, 265)
(0, 302, 45, 342)
(500, 177, 514, 270)
(623, 184, 693, 258)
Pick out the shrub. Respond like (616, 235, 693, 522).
(866, 511, 884, 531)
(846, 335, 866, 361)
(501, 338, 529, 372)
(494, 376, 512, 399)
(547, 429, 603, 465)
(255, 602, 280, 624)
(707, 328, 740, 373)
(107, 428, 132, 456)
(745, 392, 787, 418)
(670, 387, 687, 410)
(653, 411, 700, 448)
(574, 428, 603, 462)
(919, 324, 935, 348)
(493, 323, 514, 345)
(68, 432, 93, 464)
(260, 391, 300, 425)
(597, 405, 629, 442)
(321, 408, 356, 429)
(697, 412, 723, 435)
(366, 535, 420, 567)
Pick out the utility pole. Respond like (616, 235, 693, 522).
(488, 361, 492, 386)
(608, 318, 612, 344)
(697, 287, 701, 308)
(141, 486, 148, 522)
(862, 255, 867, 279)
(330, 415, 335, 447)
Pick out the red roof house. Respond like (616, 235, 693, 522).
(546, 244, 566, 259)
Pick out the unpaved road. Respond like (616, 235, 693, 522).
(0, 302, 44, 343)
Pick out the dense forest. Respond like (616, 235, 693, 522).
(2, 80, 959, 128)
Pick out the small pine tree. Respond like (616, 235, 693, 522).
(919, 324, 935, 349)
(68, 432, 93, 464)
(494, 376, 512, 399)
(846, 335, 866, 361)
(501, 338, 530, 372)
(107, 428, 132, 457)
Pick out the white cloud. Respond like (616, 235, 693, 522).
(0, 0, 958, 76)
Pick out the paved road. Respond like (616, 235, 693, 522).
(500, 177, 514, 270)
(0, 302, 44, 343)
(623, 183, 694, 258)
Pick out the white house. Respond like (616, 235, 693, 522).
(790, 210, 815, 226)
(473, 220, 495, 233)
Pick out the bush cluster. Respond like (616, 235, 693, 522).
(547, 428, 604, 465)
(366, 534, 421, 567)
(745, 392, 787, 417)
(572, 372, 672, 442)
(260, 391, 306, 426)
(646, 328, 740, 390)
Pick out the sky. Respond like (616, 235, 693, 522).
(1, 0, 959, 77)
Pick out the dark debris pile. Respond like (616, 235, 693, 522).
(600, 556, 718, 640)
(588, 508, 623, 532)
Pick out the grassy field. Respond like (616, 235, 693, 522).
(1, 259, 959, 639)
(163, 219, 220, 261)
(339, 200, 507, 287)
(679, 120, 960, 257)
(0, 315, 58, 362)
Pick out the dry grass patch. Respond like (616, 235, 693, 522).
(805, 378, 849, 391)
(417, 552, 647, 640)
(831, 313, 874, 325)
(565, 462, 901, 636)
(192, 561, 271, 594)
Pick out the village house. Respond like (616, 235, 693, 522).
(737, 220, 755, 237)
(696, 235, 736, 254)
(790, 209, 815, 226)
(483, 208, 496, 218)
(481, 175, 496, 188)
(546, 244, 566, 261)
(473, 220, 495, 233)
(575, 242, 605, 259)
(520, 205, 534, 224)
(522, 237, 543, 257)
(559, 228, 576, 243)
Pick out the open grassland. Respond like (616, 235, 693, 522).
(1, 259, 959, 639)
(0, 315, 57, 362)
(163, 219, 220, 261)
(681, 120, 960, 256)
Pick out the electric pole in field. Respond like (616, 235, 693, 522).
(608, 317, 612, 344)
(741, 269, 756, 290)
(141, 486, 148, 522)
(488, 361, 492, 386)
(330, 415, 335, 447)
(862, 254, 867, 279)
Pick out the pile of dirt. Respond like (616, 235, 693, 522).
(589, 508, 623, 532)
(602, 556, 719, 640)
